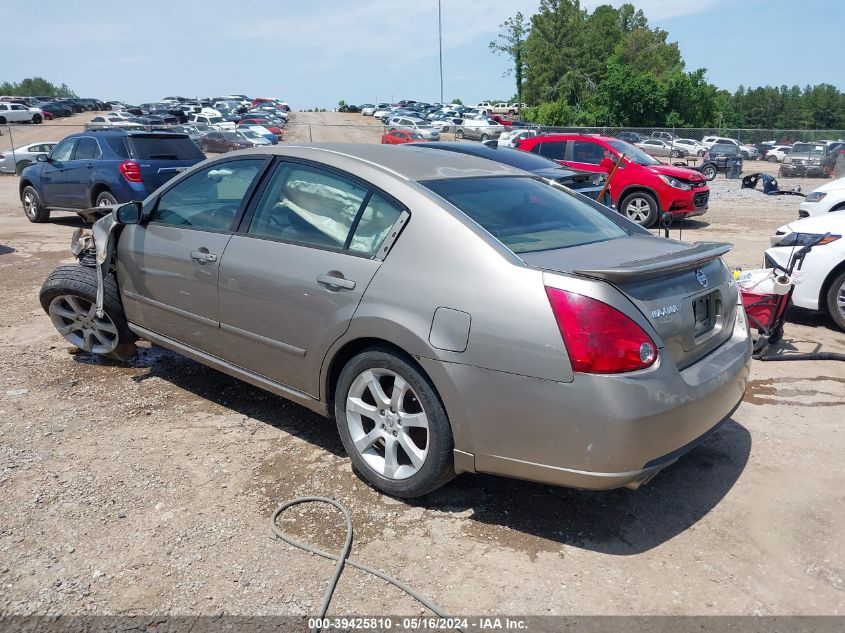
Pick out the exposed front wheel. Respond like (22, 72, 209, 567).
(826, 271, 845, 331)
(767, 155, 779, 162)
(335, 348, 455, 498)
(39, 265, 136, 360)
(619, 191, 659, 227)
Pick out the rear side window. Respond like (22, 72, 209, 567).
(538, 141, 567, 160)
(105, 136, 130, 158)
(128, 136, 205, 160)
(423, 176, 628, 254)
(73, 137, 101, 160)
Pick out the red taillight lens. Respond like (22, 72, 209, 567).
(545, 287, 658, 374)
(119, 160, 142, 182)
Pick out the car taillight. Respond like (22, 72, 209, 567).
(545, 287, 658, 374)
(119, 160, 142, 182)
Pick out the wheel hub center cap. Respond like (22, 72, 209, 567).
(385, 413, 397, 429)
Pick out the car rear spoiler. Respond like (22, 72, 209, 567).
(574, 241, 732, 283)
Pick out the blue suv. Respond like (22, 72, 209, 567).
(19, 130, 205, 223)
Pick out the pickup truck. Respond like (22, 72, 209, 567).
(491, 102, 520, 115)
(0, 103, 44, 124)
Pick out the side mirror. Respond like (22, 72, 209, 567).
(599, 157, 615, 171)
(37, 154, 49, 163)
(115, 201, 142, 225)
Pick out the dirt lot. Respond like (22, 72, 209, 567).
(1, 113, 844, 620)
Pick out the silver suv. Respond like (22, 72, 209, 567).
(386, 117, 440, 140)
(455, 118, 504, 142)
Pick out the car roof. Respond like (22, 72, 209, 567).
(226, 143, 528, 181)
(524, 133, 612, 143)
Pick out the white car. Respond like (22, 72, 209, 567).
(386, 116, 439, 140)
(497, 128, 537, 148)
(0, 141, 57, 174)
(360, 104, 377, 116)
(85, 115, 144, 130)
(188, 113, 235, 130)
(701, 136, 759, 160)
(674, 138, 708, 156)
(764, 145, 792, 163)
(765, 213, 845, 330)
(798, 177, 845, 218)
(0, 102, 44, 124)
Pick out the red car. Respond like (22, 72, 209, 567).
(516, 134, 709, 227)
(238, 119, 283, 136)
(381, 129, 424, 145)
(489, 114, 513, 127)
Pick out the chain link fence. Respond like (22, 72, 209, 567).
(3, 117, 844, 181)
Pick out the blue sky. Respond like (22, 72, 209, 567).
(2, 0, 842, 108)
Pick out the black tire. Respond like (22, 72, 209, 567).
(508, 109, 515, 115)
(767, 155, 779, 163)
(825, 270, 845, 331)
(95, 191, 118, 208)
(334, 347, 455, 498)
(619, 190, 659, 227)
(32, 114, 43, 124)
(0, 116, 6, 124)
(702, 164, 717, 180)
(39, 265, 136, 361)
(456, 129, 464, 139)
(21, 185, 50, 223)
(15, 160, 33, 175)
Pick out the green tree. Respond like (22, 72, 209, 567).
(489, 12, 530, 106)
(590, 63, 666, 126)
(0, 76, 76, 97)
(450, 97, 463, 105)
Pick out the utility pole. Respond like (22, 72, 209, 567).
(438, 0, 444, 104)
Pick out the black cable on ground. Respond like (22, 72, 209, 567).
(270, 496, 460, 633)
(759, 352, 845, 362)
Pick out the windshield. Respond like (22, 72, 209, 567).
(792, 143, 825, 154)
(206, 116, 223, 124)
(422, 176, 628, 254)
(605, 139, 661, 166)
(710, 144, 739, 155)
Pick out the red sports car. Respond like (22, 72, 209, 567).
(381, 129, 424, 145)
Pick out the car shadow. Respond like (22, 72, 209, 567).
(74, 344, 750, 554)
(49, 215, 86, 227)
(418, 419, 750, 555)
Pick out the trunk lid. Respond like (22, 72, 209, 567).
(521, 236, 738, 369)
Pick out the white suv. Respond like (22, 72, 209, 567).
(0, 103, 44, 124)
(798, 177, 845, 218)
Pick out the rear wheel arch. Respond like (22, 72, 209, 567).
(89, 183, 112, 207)
(324, 338, 442, 415)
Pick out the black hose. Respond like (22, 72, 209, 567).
(270, 496, 459, 633)
(759, 352, 845, 362)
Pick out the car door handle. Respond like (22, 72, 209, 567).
(316, 273, 356, 290)
(191, 250, 218, 263)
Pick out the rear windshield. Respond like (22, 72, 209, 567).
(128, 136, 205, 160)
(423, 177, 628, 254)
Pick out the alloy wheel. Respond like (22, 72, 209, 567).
(837, 282, 845, 322)
(624, 197, 651, 223)
(23, 191, 38, 219)
(48, 295, 119, 354)
(345, 368, 429, 480)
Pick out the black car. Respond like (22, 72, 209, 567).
(38, 103, 73, 118)
(617, 131, 646, 144)
(53, 99, 85, 113)
(409, 141, 612, 207)
(701, 144, 743, 180)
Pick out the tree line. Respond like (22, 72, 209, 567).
(0, 76, 77, 98)
(489, 0, 845, 130)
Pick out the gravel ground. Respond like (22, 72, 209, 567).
(1, 113, 843, 621)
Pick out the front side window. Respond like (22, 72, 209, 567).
(50, 138, 76, 161)
(572, 140, 606, 164)
(247, 163, 368, 250)
(73, 137, 101, 160)
(423, 176, 628, 254)
(151, 159, 264, 230)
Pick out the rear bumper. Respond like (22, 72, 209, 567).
(421, 308, 751, 490)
